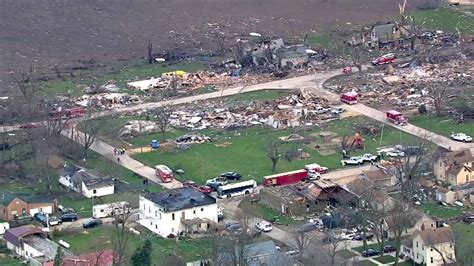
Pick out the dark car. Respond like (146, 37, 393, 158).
(220, 172, 242, 181)
(60, 213, 79, 222)
(353, 233, 374, 241)
(362, 249, 380, 257)
(225, 222, 244, 235)
(383, 245, 397, 253)
(83, 218, 102, 229)
(33, 213, 47, 225)
(463, 215, 474, 224)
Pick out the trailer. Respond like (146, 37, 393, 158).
(262, 170, 308, 187)
(92, 201, 130, 219)
(386, 110, 408, 126)
(340, 91, 358, 105)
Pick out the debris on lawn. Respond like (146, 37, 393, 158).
(175, 134, 210, 144)
(119, 120, 158, 138)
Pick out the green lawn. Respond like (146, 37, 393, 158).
(419, 202, 464, 219)
(337, 249, 358, 259)
(356, 260, 378, 266)
(41, 61, 206, 96)
(409, 115, 474, 138)
(53, 226, 211, 265)
(238, 197, 297, 225)
(132, 116, 428, 185)
(413, 8, 474, 35)
(453, 223, 474, 265)
(374, 255, 396, 264)
(353, 240, 395, 253)
(0, 256, 21, 266)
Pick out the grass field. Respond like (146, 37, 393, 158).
(336, 249, 358, 259)
(355, 260, 378, 266)
(454, 223, 474, 265)
(53, 226, 211, 265)
(419, 202, 464, 219)
(409, 115, 474, 138)
(353, 240, 395, 253)
(42, 61, 205, 96)
(413, 8, 474, 35)
(373, 255, 396, 264)
(132, 116, 427, 184)
(238, 197, 297, 226)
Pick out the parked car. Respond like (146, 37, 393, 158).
(206, 177, 228, 190)
(362, 153, 377, 162)
(59, 212, 79, 222)
(462, 215, 474, 224)
(58, 205, 76, 214)
(255, 221, 273, 232)
(183, 180, 212, 194)
(83, 218, 102, 229)
(33, 213, 47, 226)
(331, 107, 345, 115)
(342, 67, 352, 74)
(362, 248, 380, 257)
(383, 245, 397, 253)
(386, 150, 405, 157)
(353, 232, 374, 241)
(450, 133, 472, 142)
(342, 157, 364, 165)
(315, 106, 331, 114)
(225, 222, 244, 235)
(220, 172, 242, 181)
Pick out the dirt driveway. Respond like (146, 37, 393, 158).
(0, 0, 399, 87)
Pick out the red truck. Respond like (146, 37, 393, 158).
(340, 91, 358, 105)
(263, 170, 308, 187)
(155, 165, 174, 183)
(371, 53, 395, 66)
(50, 107, 85, 119)
(386, 110, 408, 126)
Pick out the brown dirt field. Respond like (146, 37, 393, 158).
(0, 0, 401, 88)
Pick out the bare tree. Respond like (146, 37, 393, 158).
(263, 139, 281, 172)
(293, 229, 313, 262)
(425, 83, 450, 117)
(349, 45, 364, 73)
(153, 104, 174, 142)
(388, 200, 416, 266)
(10, 66, 43, 121)
(147, 40, 153, 64)
(75, 113, 103, 158)
(112, 204, 134, 266)
(392, 143, 426, 198)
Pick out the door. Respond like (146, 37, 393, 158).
(21, 208, 26, 216)
(181, 211, 185, 220)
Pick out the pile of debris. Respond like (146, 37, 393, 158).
(76, 93, 141, 109)
(119, 120, 158, 138)
(166, 88, 340, 130)
(175, 134, 210, 144)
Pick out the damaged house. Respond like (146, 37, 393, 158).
(433, 148, 473, 186)
(370, 23, 414, 48)
(59, 164, 115, 198)
(259, 179, 354, 216)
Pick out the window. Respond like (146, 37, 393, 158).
(172, 213, 175, 220)
(416, 253, 419, 259)
(159, 212, 161, 219)
(416, 241, 418, 248)
(93, 189, 97, 194)
(193, 210, 196, 214)
(155, 225, 158, 229)
(201, 208, 204, 212)
(155, 210, 158, 217)
(39, 207, 43, 212)
(148, 207, 151, 213)
(431, 257, 433, 263)
(431, 248, 433, 251)
(150, 221, 152, 225)
(171, 228, 174, 233)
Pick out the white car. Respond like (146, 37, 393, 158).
(362, 153, 377, 162)
(331, 107, 345, 115)
(308, 171, 321, 180)
(255, 221, 273, 232)
(451, 133, 472, 142)
(315, 106, 331, 114)
(386, 151, 405, 157)
(342, 156, 364, 165)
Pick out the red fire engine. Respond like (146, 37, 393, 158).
(340, 91, 358, 105)
(262, 170, 308, 187)
(386, 110, 408, 126)
(50, 107, 85, 119)
(155, 165, 174, 183)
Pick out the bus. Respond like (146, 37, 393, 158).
(217, 180, 257, 198)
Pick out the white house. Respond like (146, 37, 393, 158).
(138, 187, 218, 238)
(402, 227, 456, 266)
(59, 164, 114, 198)
(81, 178, 115, 198)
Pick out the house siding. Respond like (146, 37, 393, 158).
(138, 196, 217, 238)
(1, 198, 56, 221)
(412, 235, 456, 266)
(81, 181, 114, 198)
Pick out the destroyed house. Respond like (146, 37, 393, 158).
(370, 23, 413, 48)
(138, 187, 217, 238)
(360, 169, 393, 188)
(260, 179, 354, 216)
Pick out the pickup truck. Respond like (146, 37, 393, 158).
(451, 133, 472, 142)
(341, 157, 364, 165)
(362, 154, 377, 162)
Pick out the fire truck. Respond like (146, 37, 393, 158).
(155, 165, 174, 183)
(50, 107, 85, 119)
(340, 91, 358, 105)
(386, 110, 408, 126)
(262, 170, 308, 187)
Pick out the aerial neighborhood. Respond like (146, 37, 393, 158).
(0, 0, 473, 265)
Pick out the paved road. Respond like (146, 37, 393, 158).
(63, 127, 183, 189)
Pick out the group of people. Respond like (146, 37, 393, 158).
(114, 148, 125, 163)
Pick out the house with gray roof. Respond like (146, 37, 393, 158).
(138, 187, 217, 237)
(4, 225, 73, 265)
(59, 164, 115, 198)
